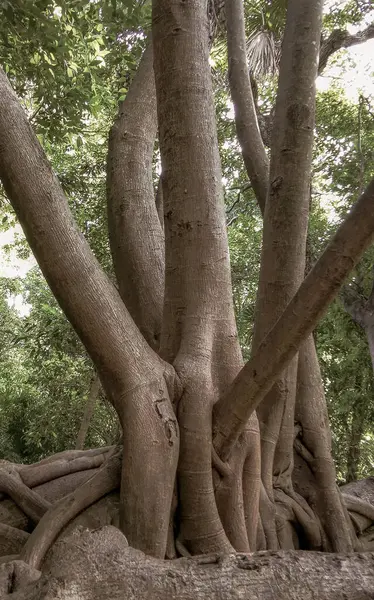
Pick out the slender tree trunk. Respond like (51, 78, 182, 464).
(75, 374, 101, 451)
(107, 42, 164, 351)
(224, 0, 352, 551)
(295, 336, 354, 551)
(232, 0, 322, 549)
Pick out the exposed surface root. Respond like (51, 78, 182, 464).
(22, 447, 114, 469)
(274, 488, 322, 549)
(2, 527, 374, 599)
(0, 445, 373, 584)
(0, 559, 40, 595)
(0, 470, 51, 524)
(20, 452, 122, 569)
(19, 453, 108, 488)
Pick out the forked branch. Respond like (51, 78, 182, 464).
(319, 23, 374, 75)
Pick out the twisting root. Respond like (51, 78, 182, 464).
(274, 488, 322, 550)
(343, 493, 374, 523)
(20, 451, 122, 570)
(23, 446, 114, 468)
(0, 470, 51, 523)
(19, 452, 108, 488)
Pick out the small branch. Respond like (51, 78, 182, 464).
(226, 192, 241, 215)
(28, 104, 42, 123)
(319, 23, 374, 75)
(340, 285, 367, 328)
(225, 0, 269, 215)
(227, 215, 239, 227)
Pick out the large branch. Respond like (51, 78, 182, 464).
(225, 0, 269, 214)
(213, 178, 374, 461)
(0, 67, 179, 558)
(4, 526, 374, 600)
(319, 23, 374, 75)
(107, 43, 164, 351)
(0, 67, 162, 403)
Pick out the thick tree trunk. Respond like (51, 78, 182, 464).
(153, 0, 260, 555)
(1, 0, 374, 574)
(3, 527, 374, 600)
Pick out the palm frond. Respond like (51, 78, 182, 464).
(245, 0, 286, 77)
(246, 29, 281, 76)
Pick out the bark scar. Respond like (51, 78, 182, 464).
(155, 398, 179, 446)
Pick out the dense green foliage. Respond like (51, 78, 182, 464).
(0, 0, 373, 479)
